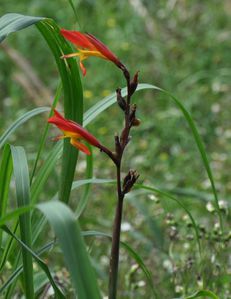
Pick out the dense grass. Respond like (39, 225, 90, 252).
(0, 1, 230, 298)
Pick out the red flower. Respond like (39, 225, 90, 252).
(48, 109, 100, 155)
(60, 29, 124, 76)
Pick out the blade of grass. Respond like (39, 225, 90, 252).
(0, 206, 32, 228)
(36, 19, 83, 204)
(75, 146, 94, 218)
(0, 107, 50, 149)
(67, 0, 82, 28)
(0, 241, 55, 294)
(135, 183, 202, 257)
(84, 83, 222, 230)
(37, 200, 101, 299)
(30, 82, 62, 184)
(83, 85, 145, 126)
(135, 83, 222, 230)
(2, 226, 65, 299)
(1, 12, 83, 205)
(31, 142, 62, 204)
(0, 223, 18, 273)
(10, 145, 34, 299)
(0, 144, 12, 246)
(174, 289, 220, 299)
(82, 230, 157, 299)
(0, 13, 44, 42)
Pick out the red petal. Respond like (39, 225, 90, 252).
(60, 29, 95, 50)
(85, 33, 121, 65)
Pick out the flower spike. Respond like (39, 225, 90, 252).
(60, 29, 124, 76)
(48, 109, 101, 155)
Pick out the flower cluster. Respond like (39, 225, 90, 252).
(49, 28, 126, 156)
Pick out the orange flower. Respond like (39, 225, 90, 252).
(48, 109, 100, 155)
(60, 29, 124, 76)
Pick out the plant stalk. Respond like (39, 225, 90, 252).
(108, 163, 124, 299)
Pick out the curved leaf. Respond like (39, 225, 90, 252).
(36, 19, 83, 204)
(136, 183, 202, 257)
(37, 201, 101, 299)
(183, 289, 219, 299)
(0, 144, 12, 245)
(82, 230, 157, 298)
(0, 13, 44, 42)
(10, 145, 34, 298)
(135, 83, 222, 230)
(0, 107, 50, 149)
(2, 226, 65, 299)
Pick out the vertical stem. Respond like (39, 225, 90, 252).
(109, 163, 124, 299)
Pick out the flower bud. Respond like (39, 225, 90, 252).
(116, 88, 126, 111)
(131, 118, 141, 127)
(130, 71, 139, 95)
(123, 169, 139, 194)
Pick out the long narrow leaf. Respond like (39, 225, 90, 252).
(30, 82, 62, 183)
(177, 289, 220, 299)
(37, 201, 101, 299)
(36, 19, 83, 204)
(2, 226, 65, 299)
(0, 13, 44, 42)
(0, 241, 55, 294)
(136, 183, 202, 257)
(75, 146, 94, 218)
(136, 83, 222, 230)
(0, 107, 50, 149)
(10, 145, 34, 298)
(1, 12, 83, 205)
(84, 82, 221, 230)
(82, 230, 157, 298)
(0, 144, 12, 245)
(31, 142, 62, 204)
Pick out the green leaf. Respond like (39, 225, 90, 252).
(83, 85, 145, 126)
(31, 142, 62, 204)
(0, 13, 44, 42)
(30, 82, 62, 184)
(10, 145, 34, 299)
(0, 107, 50, 149)
(36, 19, 83, 204)
(2, 226, 65, 299)
(82, 230, 157, 298)
(183, 289, 219, 299)
(0, 144, 12, 245)
(135, 83, 222, 230)
(85, 83, 222, 230)
(75, 146, 94, 218)
(136, 183, 202, 257)
(37, 201, 101, 299)
(0, 241, 55, 294)
(0, 206, 32, 228)
(1, 12, 83, 205)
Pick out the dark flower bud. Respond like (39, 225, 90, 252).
(114, 133, 121, 155)
(130, 71, 139, 95)
(123, 169, 139, 194)
(131, 118, 141, 127)
(116, 88, 126, 111)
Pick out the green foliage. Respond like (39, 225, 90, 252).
(0, 2, 230, 299)
(38, 201, 101, 299)
(10, 145, 34, 298)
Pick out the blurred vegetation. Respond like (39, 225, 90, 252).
(0, 0, 231, 298)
